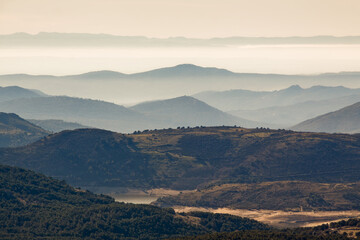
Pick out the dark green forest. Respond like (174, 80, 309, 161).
(0, 164, 269, 239)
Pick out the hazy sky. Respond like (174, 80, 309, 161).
(1, 0, 359, 38)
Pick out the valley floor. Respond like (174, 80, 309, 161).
(95, 187, 193, 204)
(173, 206, 360, 229)
(108, 187, 360, 229)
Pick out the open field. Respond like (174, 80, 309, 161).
(173, 206, 360, 228)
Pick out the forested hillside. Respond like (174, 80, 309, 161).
(0, 164, 269, 239)
(1, 127, 360, 190)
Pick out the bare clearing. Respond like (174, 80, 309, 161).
(173, 206, 360, 228)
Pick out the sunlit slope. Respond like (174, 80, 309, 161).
(154, 181, 360, 211)
(1, 127, 360, 189)
(0, 112, 49, 147)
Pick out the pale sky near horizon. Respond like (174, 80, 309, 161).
(0, 0, 359, 38)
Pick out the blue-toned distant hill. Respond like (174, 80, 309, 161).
(229, 94, 360, 127)
(130, 96, 262, 128)
(1, 32, 360, 47)
(194, 85, 360, 111)
(0, 96, 149, 133)
(27, 119, 89, 133)
(194, 85, 360, 128)
(66, 70, 128, 80)
(0, 95, 262, 132)
(2, 65, 360, 106)
(2, 64, 360, 82)
(130, 64, 238, 79)
(292, 101, 360, 133)
(0, 85, 46, 102)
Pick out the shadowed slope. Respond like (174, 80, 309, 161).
(131, 96, 260, 128)
(292, 101, 360, 133)
(0, 164, 269, 239)
(0, 112, 49, 147)
(1, 127, 360, 190)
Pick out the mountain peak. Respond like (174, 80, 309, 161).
(72, 70, 127, 79)
(132, 64, 236, 78)
(173, 64, 201, 69)
(292, 101, 360, 133)
(286, 85, 303, 91)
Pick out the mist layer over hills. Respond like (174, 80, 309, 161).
(27, 119, 88, 133)
(130, 96, 260, 128)
(194, 85, 360, 111)
(2, 80, 360, 132)
(0, 95, 261, 132)
(2, 64, 360, 106)
(0, 86, 46, 102)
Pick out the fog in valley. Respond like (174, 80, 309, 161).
(1, 42, 360, 105)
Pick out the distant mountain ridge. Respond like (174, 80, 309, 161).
(2, 32, 360, 47)
(2, 64, 360, 82)
(0, 96, 149, 133)
(0, 95, 262, 132)
(2, 71, 360, 132)
(194, 85, 360, 111)
(130, 64, 237, 79)
(229, 94, 360, 127)
(292, 101, 360, 133)
(0, 64, 243, 80)
(1, 82, 360, 132)
(67, 70, 128, 79)
(130, 96, 261, 128)
(27, 119, 89, 133)
(0, 86, 46, 102)
(2, 65, 360, 106)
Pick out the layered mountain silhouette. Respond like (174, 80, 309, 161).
(2, 64, 360, 83)
(2, 65, 360, 109)
(0, 95, 261, 132)
(292, 101, 360, 133)
(229, 94, 360, 127)
(0, 112, 49, 147)
(130, 96, 259, 128)
(194, 85, 360, 111)
(27, 119, 89, 133)
(0, 86, 46, 102)
(2, 68, 360, 132)
(66, 70, 128, 80)
(0, 64, 240, 81)
(2, 32, 360, 47)
(130, 64, 237, 79)
(0, 96, 148, 132)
